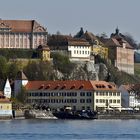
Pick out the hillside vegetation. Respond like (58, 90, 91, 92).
(0, 51, 139, 90)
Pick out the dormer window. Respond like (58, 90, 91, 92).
(45, 84, 50, 89)
(71, 84, 75, 89)
(108, 85, 112, 89)
(61, 84, 66, 89)
(54, 84, 60, 89)
(39, 84, 44, 89)
(79, 84, 84, 89)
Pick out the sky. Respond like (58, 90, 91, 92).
(0, 0, 140, 42)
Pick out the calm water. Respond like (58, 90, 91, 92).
(0, 119, 139, 140)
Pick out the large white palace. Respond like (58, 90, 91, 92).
(0, 20, 47, 49)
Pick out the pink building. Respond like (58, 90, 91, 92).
(105, 28, 134, 74)
(0, 20, 47, 49)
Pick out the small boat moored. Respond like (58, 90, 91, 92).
(53, 107, 97, 119)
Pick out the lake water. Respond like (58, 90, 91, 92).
(0, 119, 139, 140)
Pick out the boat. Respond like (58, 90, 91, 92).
(24, 109, 58, 119)
(53, 107, 97, 119)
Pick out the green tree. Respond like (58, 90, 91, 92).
(24, 60, 54, 80)
(0, 56, 8, 79)
(52, 53, 75, 79)
(7, 62, 20, 79)
(124, 33, 137, 49)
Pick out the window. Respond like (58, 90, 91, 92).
(87, 92, 91, 96)
(87, 106, 90, 110)
(117, 92, 120, 96)
(67, 92, 70, 96)
(109, 100, 112, 103)
(86, 99, 91, 103)
(80, 99, 85, 103)
(51, 99, 55, 103)
(82, 106, 85, 110)
(113, 100, 116, 103)
(117, 100, 120, 103)
(51, 92, 54, 96)
(80, 92, 85, 96)
(96, 99, 98, 103)
(72, 99, 77, 103)
(113, 93, 116, 96)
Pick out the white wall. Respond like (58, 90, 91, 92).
(68, 45, 90, 60)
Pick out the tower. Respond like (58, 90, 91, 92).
(4, 79, 11, 98)
(115, 27, 119, 35)
(14, 71, 28, 97)
(37, 45, 50, 61)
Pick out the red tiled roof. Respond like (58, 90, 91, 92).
(106, 38, 133, 49)
(68, 38, 90, 46)
(0, 20, 46, 33)
(48, 35, 90, 46)
(0, 91, 11, 103)
(25, 80, 118, 91)
(90, 81, 117, 91)
(25, 80, 93, 91)
(122, 84, 140, 92)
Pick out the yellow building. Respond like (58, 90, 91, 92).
(82, 31, 108, 59)
(37, 45, 50, 61)
(0, 92, 12, 117)
(91, 81, 121, 111)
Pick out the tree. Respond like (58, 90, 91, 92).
(24, 60, 54, 80)
(124, 33, 137, 49)
(52, 53, 75, 79)
(7, 62, 20, 80)
(0, 56, 8, 79)
(99, 32, 108, 39)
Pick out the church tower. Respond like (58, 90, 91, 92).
(14, 71, 28, 97)
(4, 79, 11, 98)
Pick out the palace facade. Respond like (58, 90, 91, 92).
(0, 20, 47, 49)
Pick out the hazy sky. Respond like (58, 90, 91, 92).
(0, 0, 140, 42)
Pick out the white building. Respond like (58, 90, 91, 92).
(119, 84, 140, 108)
(0, 20, 47, 49)
(91, 81, 121, 111)
(48, 35, 91, 61)
(67, 39, 91, 61)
